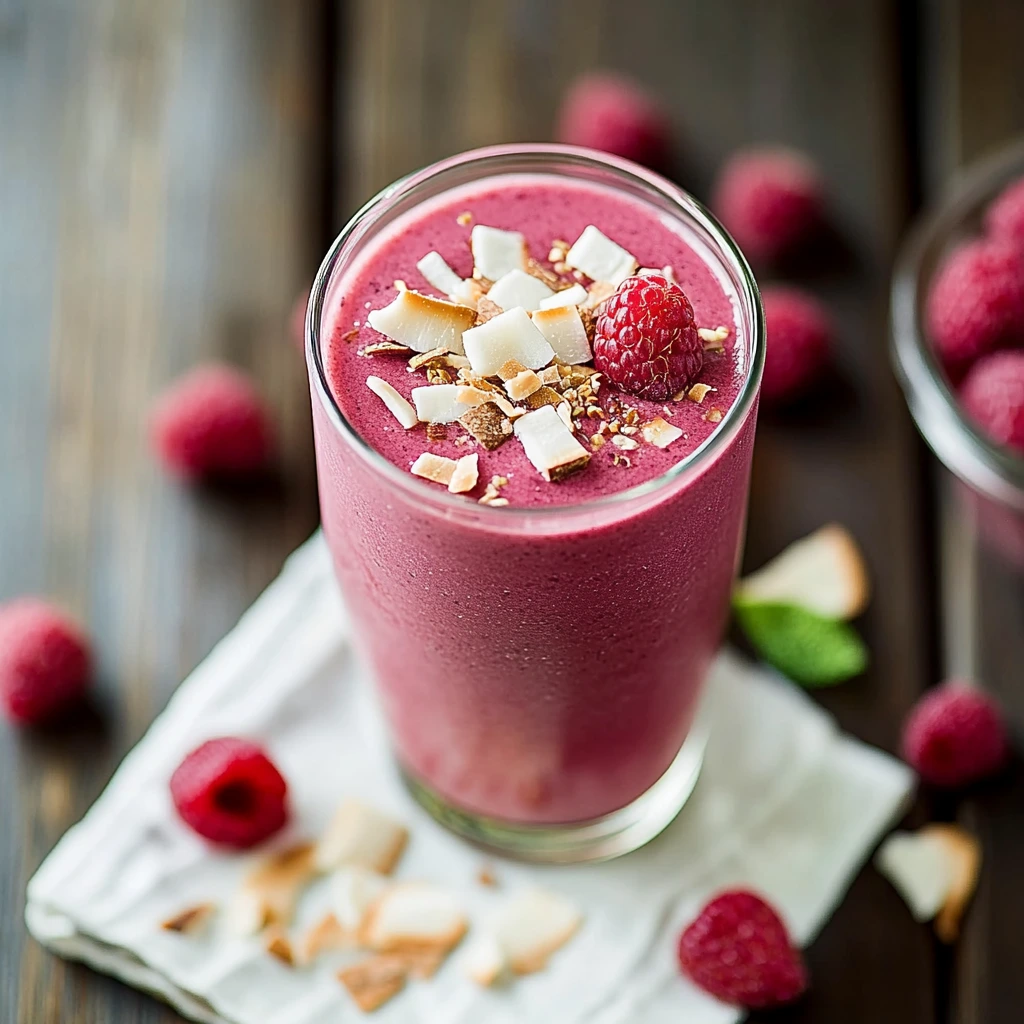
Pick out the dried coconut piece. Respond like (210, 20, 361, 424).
(486, 269, 555, 312)
(407, 346, 452, 372)
(315, 798, 409, 875)
(514, 405, 591, 482)
(338, 954, 408, 1013)
(687, 383, 716, 404)
(361, 341, 413, 357)
(265, 927, 296, 966)
(699, 325, 730, 345)
(448, 452, 480, 493)
(524, 386, 564, 410)
(367, 289, 475, 355)
(531, 305, 593, 365)
(611, 434, 639, 451)
(227, 843, 317, 936)
(463, 306, 555, 376)
(471, 224, 528, 280)
(538, 365, 562, 386)
(565, 225, 638, 285)
(454, 385, 492, 408)
(463, 933, 509, 987)
(411, 452, 458, 485)
(642, 416, 683, 448)
(505, 368, 543, 401)
(366, 376, 418, 429)
(929, 824, 981, 942)
(705, 408, 723, 423)
(556, 402, 574, 432)
(459, 401, 513, 450)
(416, 250, 466, 297)
(161, 903, 216, 936)
(581, 280, 617, 310)
(300, 912, 352, 963)
(736, 523, 870, 620)
(331, 864, 390, 932)
(361, 881, 468, 955)
(412, 383, 476, 424)
(426, 422, 448, 442)
(875, 830, 952, 922)
(539, 283, 588, 310)
(497, 358, 528, 381)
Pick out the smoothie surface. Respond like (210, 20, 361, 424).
(324, 174, 746, 507)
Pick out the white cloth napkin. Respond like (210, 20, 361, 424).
(26, 533, 913, 1024)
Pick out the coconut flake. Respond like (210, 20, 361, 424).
(531, 305, 593, 365)
(366, 376, 418, 429)
(514, 405, 590, 482)
(642, 416, 683, 448)
(565, 225, 638, 285)
(538, 283, 588, 310)
(331, 865, 389, 933)
(412, 383, 477, 423)
(315, 799, 409, 875)
(876, 830, 953, 921)
(463, 307, 555, 376)
(471, 225, 528, 280)
(505, 368, 543, 401)
(448, 453, 480, 493)
(416, 251, 465, 297)
(411, 452, 458, 486)
(367, 289, 475, 354)
(485, 269, 555, 312)
(361, 882, 468, 954)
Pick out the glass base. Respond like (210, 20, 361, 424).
(401, 726, 706, 864)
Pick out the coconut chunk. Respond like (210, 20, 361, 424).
(300, 912, 353, 963)
(367, 289, 475, 355)
(331, 865, 389, 933)
(485, 269, 555, 312)
(411, 452, 458, 486)
(338, 955, 408, 1012)
(462, 933, 509, 987)
(416, 250, 465, 297)
(264, 927, 296, 966)
(538, 283, 588, 310)
(361, 882, 468, 955)
(531, 305, 593, 365)
(514, 405, 590, 482)
(505, 369, 543, 401)
(642, 416, 684, 448)
(930, 825, 981, 942)
(161, 903, 216, 936)
(454, 385, 492, 408)
(412, 383, 476, 424)
(460, 402, 514, 450)
(366, 376, 418, 429)
(565, 225, 638, 285)
(315, 798, 409, 875)
(736, 524, 870, 620)
(448, 453, 480, 493)
(463, 306, 555, 376)
(471, 225, 528, 280)
(225, 843, 317, 936)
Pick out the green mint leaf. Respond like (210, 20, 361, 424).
(733, 599, 868, 687)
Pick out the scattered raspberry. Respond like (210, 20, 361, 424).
(925, 239, 1024, 369)
(760, 286, 833, 404)
(170, 737, 289, 848)
(712, 147, 824, 263)
(678, 890, 807, 1009)
(593, 274, 702, 401)
(960, 350, 1024, 453)
(984, 177, 1024, 248)
(290, 286, 310, 351)
(0, 599, 91, 725)
(902, 681, 1009, 788)
(556, 73, 671, 168)
(150, 365, 275, 480)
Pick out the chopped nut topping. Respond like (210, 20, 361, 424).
(705, 408, 723, 423)
(526, 258, 561, 290)
(426, 366, 453, 384)
(698, 325, 730, 344)
(479, 475, 509, 505)
(687, 383, 717, 404)
(408, 346, 451, 371)
(460, 402, 514, 450)
(524, 386, 564, 410)
(161, 903, 216, 936)
(411, 452, 458, 486)
(457, 211, 473, 226)
(590, 433, 605, 448)
(582, 280, 617, 310)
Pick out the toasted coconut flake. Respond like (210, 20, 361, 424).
(412, 383, 476, 424)
(531, 305, 593, 365)
(454, 385, 492, 408)
(300, 912, 353, 963)
(161, 903, 216, 936)
(505, 369, 543, 401)
(474, 295, 503, 324)
(556, 402, 574, 432)
(265, 927, 296, 966)
(737, 523, 870, 620)
(463, 307, 555, 376)
(416, 250, 465, 297)
(315, 798, 409, 875)
(407, 346, 451, 372)
(565, 225, 638, 285)
(486, 269, 555, 312)
(448, 453, 480, 493)
(699, 325, 730, 345)
(338, 955, 407, 1013)
(514, 405, 591, 482)
(876, 830, 952, 922)
(687, 383, 717, 404)
(367, 289, 475, 355)
(457, 210, 473, 226)
(538, 365, 563, 385)
(471, 224, 528, 280)
(361, 341, 413, 357)
(331, 865, 389, 933)
(929, 825, 981, 942)
(497, 358, 528, 381)
(361, 882, 468, 955)
(477, 864, 499, 887)
(524, 386, 564, 410)
(412, 452, 458, 486)
(704, 408, 723, 423)
(611, 434, 639, 450)
(366, 376, 418, 429)
(426, 422, 448, 442)
(459, 401, 513, 450)
(227, 843, 317, 936)
(642, 416, 683, 448)
(463, 934, 509, 987)
(538, 283, 588, 310)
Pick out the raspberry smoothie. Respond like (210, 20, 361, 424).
(308, 147, 762, 859)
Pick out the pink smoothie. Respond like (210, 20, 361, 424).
(311, 170, 758, 824)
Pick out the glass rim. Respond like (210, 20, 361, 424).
(890, 138, 1024, 508)
(306, 143, 764, 520)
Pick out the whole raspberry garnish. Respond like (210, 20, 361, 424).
(170, 737, 289, 848)
(712, 147, 824, 263)
(150, 365, 275, 480)
(678, 889, 807, 1009)
(985, 177, 1024, 248)
(760, 286, 833, 404)
(960, 350, 1024, 453)
(902, 681, 1009, 788)
(556, 73, 671, 169)
(926, 239, 1024, 369)
(593, 274, 702, 401)
(0, 599, 91, 725)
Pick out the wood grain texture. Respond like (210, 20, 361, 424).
(0, 0, 325, 1020)
(338, 2, 935, 1022)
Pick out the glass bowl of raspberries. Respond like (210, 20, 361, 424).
(892, 139, 1024, 568)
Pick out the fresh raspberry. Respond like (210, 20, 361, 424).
(170, 737, 289, 848)
(556, 73, 671, 168)
(760, 286, 833, 404)
(985, 177, 1024, 248)
(960, 350, 1024, 453)
(0, 599, 91, 725)
(902, 681, 1009, 787)
(678, 890, 807, 1009)
(925, 239, 1024, 369)
(593, 274, 702, 401)
(290, 286, 310, 351)
(712, 147, 824, 263)
(150, 365, 275, 480)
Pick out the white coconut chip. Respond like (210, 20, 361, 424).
(416, 250, 466, 297)
(514, 405, 590, 482)
(366, 376, 418, 429)
(463, 306, 555, 376)
(367, 289, 475, 355)
(361, 882, 468, 954)
(315, 798, 409, 875)
(565, 225, 638, 285)
(485, 269, 555, 312)
(330, 865, 389, 933)
(538, 283, 589, 309)
(448, 452, 479, 494)
(412, 383, 478, 424)
(471, 225, 528, 281)
(531, 305, 593, 365)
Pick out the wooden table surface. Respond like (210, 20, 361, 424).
(2, 1, 1022, 1021)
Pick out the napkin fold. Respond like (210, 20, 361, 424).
(26, 533, 913, 1024)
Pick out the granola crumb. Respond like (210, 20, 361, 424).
(457, 211, 473, 226)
